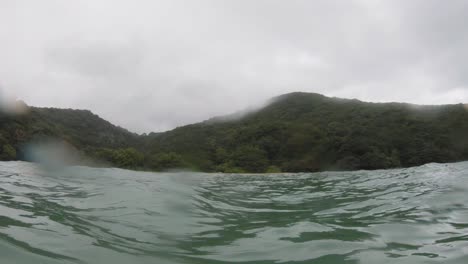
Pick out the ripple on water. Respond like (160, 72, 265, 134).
(0, 161, 467, 263)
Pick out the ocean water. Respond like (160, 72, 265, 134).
(0, 161, 467, 264)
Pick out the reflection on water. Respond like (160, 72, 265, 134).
(0, 161, 467, 263)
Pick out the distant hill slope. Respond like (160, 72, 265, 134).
(141, 92, 468, 172)
(1, 92, 468, 172)
(0, 106, 138, 162)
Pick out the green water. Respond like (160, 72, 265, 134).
(0, 161, 467, 263)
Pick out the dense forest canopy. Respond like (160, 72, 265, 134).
(1, 92, 467, 173)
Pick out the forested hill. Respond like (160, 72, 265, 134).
(1, 92, 468, 173)
(0, 105, 138, 162)
(142, 92, 468, 172)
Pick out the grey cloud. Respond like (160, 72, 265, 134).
(1, 0, 468, 133)
(47, 41, 144, 78)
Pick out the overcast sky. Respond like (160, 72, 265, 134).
(1, 0, 468, 133)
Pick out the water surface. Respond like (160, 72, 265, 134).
(0, 161, 467, 263)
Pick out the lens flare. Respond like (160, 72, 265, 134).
(23, 139, 83, 170)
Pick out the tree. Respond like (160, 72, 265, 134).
(1, 144, 16, 160)
(231, 146, 269, 173)
(111, 148, 144, 168)
(150, 152, 186, 171)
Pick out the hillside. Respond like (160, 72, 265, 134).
(142, 92, 468, 172)
(0, 105, 138, 163)
(1, 92, 468, 172)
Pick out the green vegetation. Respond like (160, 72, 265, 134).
(1, 92, 468, 173)
(149, 152, 186, 171)
(94, 148, 144, 169)
(1, 144, 16, 160)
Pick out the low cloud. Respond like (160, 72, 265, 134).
(1, 0, 468, 133)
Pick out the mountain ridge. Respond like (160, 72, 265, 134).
(1, 92, 468, 172)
